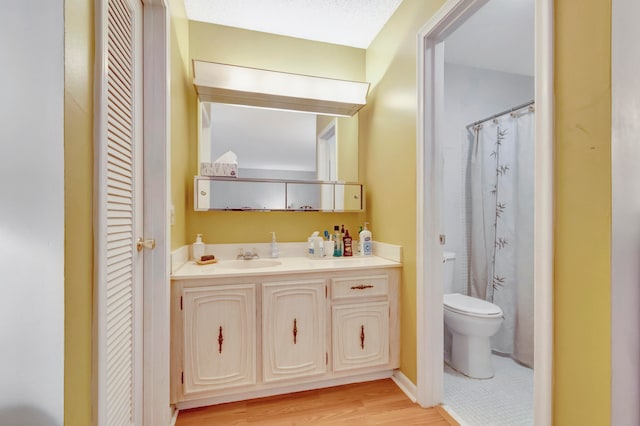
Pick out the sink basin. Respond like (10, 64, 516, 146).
(217, 259, 282, 269)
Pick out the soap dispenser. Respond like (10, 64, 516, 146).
(270, 231, 279, 258)
(193, 234, 205, 260)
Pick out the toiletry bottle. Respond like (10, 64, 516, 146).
(360, 222, 373, 256)
(313, 236, 323, 258)
(308, 231, 319, 257)
(357, 226, 363, 255)
(193, 234, 204, 260)
(270, 231, 279, 258)
(343, 229, 353, 257)
(333, 225, 342, 256)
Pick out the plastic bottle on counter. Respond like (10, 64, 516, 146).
(192, 234, 204, 260)
(360, 222, 372, 256)
(343, 229, 353, 257)
(333, 225, 342, 257)
(270, 231, 279, 258)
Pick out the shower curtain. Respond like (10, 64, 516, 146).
(468, 107, 534, 368)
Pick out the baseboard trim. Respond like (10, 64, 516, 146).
(176, 370, 394, 410)
(391, 370, 417, 403)
(169, 407, 178, 426)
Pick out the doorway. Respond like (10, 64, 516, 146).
(416, 0, 553, 424)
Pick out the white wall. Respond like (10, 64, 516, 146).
(612, 0, 640, 424)
(0, 2, 64, 425)
(443, 63, 534, 294)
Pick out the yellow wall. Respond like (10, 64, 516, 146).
(554, 0, 611, 423)
(316, 115, 359, 182)
(64, 0, 93, 423)
(183, 22, 367, 244)
(170, 0, 195, 249)
(362, 0, 446, 383)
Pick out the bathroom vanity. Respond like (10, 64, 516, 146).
(170, 256, 400, 409)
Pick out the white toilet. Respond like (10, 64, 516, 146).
(443, 252, 503, 379)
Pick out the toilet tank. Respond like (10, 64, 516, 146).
(442, 251, 456, 294)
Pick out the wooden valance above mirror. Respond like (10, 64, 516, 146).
(192, 60, 370, 117)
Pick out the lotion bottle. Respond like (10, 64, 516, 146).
(270, 231, 279, 258)
(192, 234, 205, 260)
(360, 222, 373, 256)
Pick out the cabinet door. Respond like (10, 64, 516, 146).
(332, 302, 389, 372)
(262, 280, 326, 383)
(182, 285, 256, 396)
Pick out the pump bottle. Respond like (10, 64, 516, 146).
(193, 234, 204, 260)
(360, 223, 372, 256)
(270, 231, 279, 258)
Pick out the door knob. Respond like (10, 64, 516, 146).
(136, 237, 156, 252)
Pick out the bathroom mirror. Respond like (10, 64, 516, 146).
(198, 101, 359, 182)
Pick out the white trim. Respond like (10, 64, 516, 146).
(170, 408, 179, 426)
(533, 1, 554, 425)
(415, 1, 554, 424)
(611, 0, 640, 424)
(391, 370, 417, 402)
(142, 1, 171, 425)
(176, 371, 394, 410)
(92, 2, 109, 423)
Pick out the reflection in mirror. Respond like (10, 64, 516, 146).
(194, 177, 363, 212)
(199, 102, 358, 181)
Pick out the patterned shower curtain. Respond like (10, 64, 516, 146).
(469, 107, 534, 368)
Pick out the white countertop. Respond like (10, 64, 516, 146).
(171, 255, 401, 280)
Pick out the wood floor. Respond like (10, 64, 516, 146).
(175, 379, 458, 425)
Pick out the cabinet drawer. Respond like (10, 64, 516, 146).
(331, 275, 389, 300)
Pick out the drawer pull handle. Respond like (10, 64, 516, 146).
(351, 284, 374, 290)
(360, 325, 365, 350)
(218, 326, 224, 354)
(293, 318, 298, 344)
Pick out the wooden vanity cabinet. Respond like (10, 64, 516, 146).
(171, 267, 400, 408)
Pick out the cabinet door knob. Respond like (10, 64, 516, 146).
(293, 318, 298, 344)
(218, 326, 224, 354)
(360, 325, 365, 350)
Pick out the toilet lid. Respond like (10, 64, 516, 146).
(444, 293, 503, 317)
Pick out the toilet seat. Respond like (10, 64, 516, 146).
(444, 293, 503, 318)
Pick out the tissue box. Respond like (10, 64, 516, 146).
(200, 162, 237, 177)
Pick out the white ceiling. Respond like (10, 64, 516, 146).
(184, 0, 403, 49)
(445, 0, 535, 76)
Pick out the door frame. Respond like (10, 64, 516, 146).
(415, 0, 554, 424)
(611, 0, 640, 423)
(141, 0, 170, 424)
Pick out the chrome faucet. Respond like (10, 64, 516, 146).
(237, 248, 260, 260)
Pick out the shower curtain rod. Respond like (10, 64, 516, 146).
(465, 100, 535, 130)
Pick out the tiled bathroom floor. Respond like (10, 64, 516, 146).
(443, 354, 533, 426)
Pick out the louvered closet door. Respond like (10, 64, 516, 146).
(96, 0, 144, 424)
